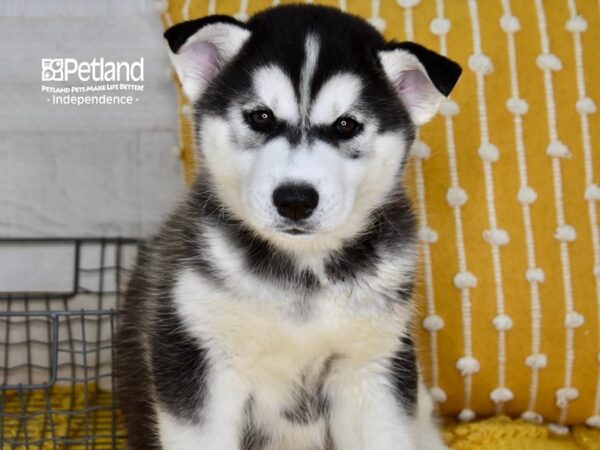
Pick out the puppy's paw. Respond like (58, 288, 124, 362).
(418, 433, 450, 450)
(420, 442, 450, 450)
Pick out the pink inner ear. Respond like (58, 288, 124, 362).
(187, 41, 222, 83)
(395, 69, 433, 112)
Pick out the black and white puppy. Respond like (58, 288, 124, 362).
(117, 5, 461, 450)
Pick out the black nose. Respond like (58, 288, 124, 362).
(272, 184, 319, 221)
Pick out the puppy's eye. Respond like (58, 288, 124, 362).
(332, 117, 361, 139)
(246, 109, 275, 132)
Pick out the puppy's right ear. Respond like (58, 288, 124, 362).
(164, 16, 250, 102)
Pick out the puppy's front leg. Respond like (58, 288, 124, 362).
(157, 366, 249, 450)
(328, 368, 418, 450)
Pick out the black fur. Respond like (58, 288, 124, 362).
(281, 354, 337, 425)
(325, 191, 416, 284)
(390, 335, 418, 416)
(164, 15, 248, 53)
(241, 399, 271, 450)
(282, 386, 328, 425)
(196, 4, 417, 143)
(189, 176, 321, 291)
(115, 249, 162, 450)
(151, 301, 209, 419)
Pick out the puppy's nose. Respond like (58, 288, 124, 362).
(272, 184, 319, 221)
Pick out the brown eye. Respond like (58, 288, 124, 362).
(333, 116, 361, 139)
(246, 109, 275, 132)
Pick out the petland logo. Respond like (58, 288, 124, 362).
(41, 58, 144, 82)
(41, 57, 144, 106)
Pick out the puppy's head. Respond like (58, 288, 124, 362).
(165, 5, 461, 251)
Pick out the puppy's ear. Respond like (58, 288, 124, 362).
(164, 16, 250, 102)
(378, 42, 461, 125)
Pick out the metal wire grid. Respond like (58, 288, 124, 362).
(0, 238, 138, 449)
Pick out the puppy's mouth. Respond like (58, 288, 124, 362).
(284, 228, 311, 235)
(274, 224, 315, 236)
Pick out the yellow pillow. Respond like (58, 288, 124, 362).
(160, 0, 600, 428)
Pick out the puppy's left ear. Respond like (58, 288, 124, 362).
(378, 42, 462, 125)
(164, 16, 251, 102)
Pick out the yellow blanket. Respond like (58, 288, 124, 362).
(3, 386, 600, 449)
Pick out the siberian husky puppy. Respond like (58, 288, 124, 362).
(117, 5, 461, 450)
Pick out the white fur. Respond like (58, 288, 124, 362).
(170, 260, 433, 450)
(252, 65, 300, 123)
(328, 372, 416, 450)
(310, 73, 364, 125)
(158, 368, 250, 450)
(299, 34, 320, 121)
(166, 241, 446, 449)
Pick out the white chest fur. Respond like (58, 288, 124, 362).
(168, 227, 415, 446)
(172, 266, 412, 448)
(173, 268, 409, 381)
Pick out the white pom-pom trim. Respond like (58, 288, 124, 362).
(576, 97, 597, 114)
(585, 184, 600, 200)
(554, 224, 577, 242)
(565, 15, 588, 33)
(458, 409, 476, 422)
(423, 314, 444, 331)
(525, 353, 548, 369)
(397, 0, 421, 7)
(518, 186, 538, 205)
(439, 99, 459, 117)
(493, 314, 513, 331)
(521, 411, 543, 423)
(419, 226, 438, 244)
(506, 97, 529, 115)
(586, 415, 600, 428)
(368, 17, 386, 32)
(181, 104, 193, 117)
(468, 54, 493, 75)
(500, 14, 520, 33)
(546, 141, 571, 158)
(447, 187, 468, 206)
(490, 387, 514, 403)
(478, 143, 500, 162)
(536, 53, 562, 71)
(430, 387, 447, 403)
(548, 423, 570, 435)
(483, 229, 510, 246)
(430, 18, 451, 36)
(555, 387, 579, 408)
(453, 271, 477, 289)
(595, 266, 600, 278)
(154, 0, 168, 13)
(564, 311, 584, 328)
(412, 140, 431, 159)
(526, 268, 545, 283)
(456, 356, 480, 375)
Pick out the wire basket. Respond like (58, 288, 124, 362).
(0, 238, 138, 449)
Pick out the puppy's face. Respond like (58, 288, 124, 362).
(165, 6, 461, 249)
(199, 39, 412, 244)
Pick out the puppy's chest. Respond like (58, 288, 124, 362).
(174, 270, 406, 382)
